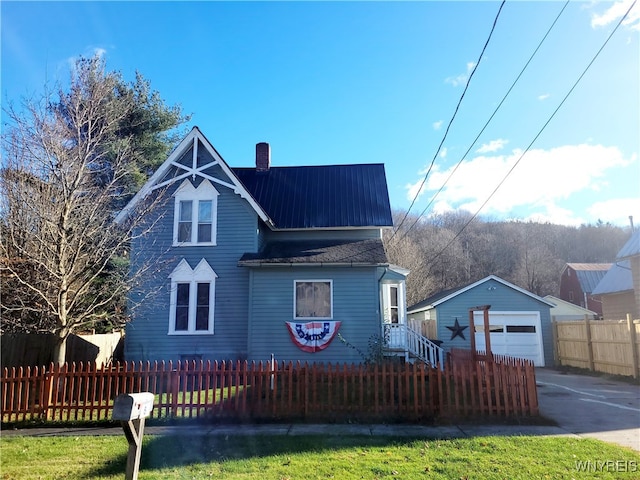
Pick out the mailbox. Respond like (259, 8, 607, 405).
(112, 392, 154, 480)
(113, 392, 154, 421)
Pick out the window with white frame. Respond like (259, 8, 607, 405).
(382, 283, 404, 324)
(169, 258, 217, 334)
(294, 280, 332, 319)
(388, 285, 399, 323)
(173, 179, 219, 246)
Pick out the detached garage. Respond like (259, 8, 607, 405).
(408, 275, 554, 366)
(473, 311, 544, 366)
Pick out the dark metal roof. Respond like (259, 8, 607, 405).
(592, 260, 633, 295)
(238, 239, 388, 266)
(232, 164, 393, 229)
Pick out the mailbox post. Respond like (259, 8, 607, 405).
(112, 392, 154, 480)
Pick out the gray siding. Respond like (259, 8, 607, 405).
(263, 228, 382, 243)
(125, 175, 259, 363)
(433, 278, 553, 366)
(247, 266, 381, 364)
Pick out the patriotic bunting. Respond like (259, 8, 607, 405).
(285, 321, 342, 353)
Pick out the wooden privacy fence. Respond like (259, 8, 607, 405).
(2, 355, 538, 424)
(553, 315, 640, 378)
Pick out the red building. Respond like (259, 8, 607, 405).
(559, 263, 611, 318)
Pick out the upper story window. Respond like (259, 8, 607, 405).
(294, 280, 332, 319)
(173, 179, 219, 246)
(168, 258, 217, 335)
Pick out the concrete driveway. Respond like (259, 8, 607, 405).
(536, 368, 640, 451)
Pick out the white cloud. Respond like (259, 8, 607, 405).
(538, 93, 550, 101)
(405, 143, 633, 225)
(433, 120, 443, 131)
(439, 147, 448, 159)
(405, 178, 427, 203)
(445, 62, 476, 87)
(587, 198, 640, 226)
(591, 0, 640, 31)
(476, 139, 508, 154)
(525, 204, 585, 227)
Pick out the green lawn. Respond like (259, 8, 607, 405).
(2, 434, 639, 479)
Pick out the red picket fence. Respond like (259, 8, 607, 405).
(2, 353, 538, 424)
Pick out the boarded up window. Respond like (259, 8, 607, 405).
(295, 281, 332, 318)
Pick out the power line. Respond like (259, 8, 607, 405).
(395, 0, 571, 245)
(419, 0, 637, 272)
(390, 0, 506, 242)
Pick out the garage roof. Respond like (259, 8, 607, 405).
(407, 275, 555, 313)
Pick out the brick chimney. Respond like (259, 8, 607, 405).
(256, 142, 270, 172)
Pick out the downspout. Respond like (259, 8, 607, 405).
(378, 267, 388, 340)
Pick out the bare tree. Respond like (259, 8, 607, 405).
(1, 59, 166, 364)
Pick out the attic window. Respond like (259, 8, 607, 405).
(173, 179, 219, 246)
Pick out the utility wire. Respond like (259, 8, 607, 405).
(419, 0, 637, 272)
(390, 0, 506, 242)
(395, 0, 571, 246)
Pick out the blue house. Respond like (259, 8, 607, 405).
(407, 275, 554, 366)
(117, 127, 421, 364)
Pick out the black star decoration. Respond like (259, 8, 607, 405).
(446, 318, 468, 340)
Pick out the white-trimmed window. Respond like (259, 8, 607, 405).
(173, 179, 219, 246)
(294, 280, 333, 319)
(169, 259, 217, 335)
(382, 282, 405, 325)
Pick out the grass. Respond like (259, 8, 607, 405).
(2, 434, 639, 479)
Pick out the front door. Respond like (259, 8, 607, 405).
(382, 283, 406, 348)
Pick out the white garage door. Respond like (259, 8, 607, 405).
(474, 311, 544, 366)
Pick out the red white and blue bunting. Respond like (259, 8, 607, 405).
(285, 321, 342, 353)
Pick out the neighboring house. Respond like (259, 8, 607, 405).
(117, 127, 414, 364)
(543, 295, 598, 322)
(407, 275, 554, 366)
(558, 263, 611, 317)
(592, 229, 640, 320)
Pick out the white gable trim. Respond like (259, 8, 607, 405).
(409, 275, 555, 313)
(115, 127, 273, 226)
(169, 258, 219, 281)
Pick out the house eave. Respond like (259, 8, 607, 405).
(266, 225, 393, 232)
(238, 261, 390, 268)
(114, 126, 275, 228)
(407, 304, 435, 315)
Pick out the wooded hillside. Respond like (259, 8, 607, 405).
(383, 210, 631, 307)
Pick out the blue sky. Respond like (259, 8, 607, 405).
(2, 1, 639, 227)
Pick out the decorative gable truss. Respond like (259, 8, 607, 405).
(115, 127, 273, 227)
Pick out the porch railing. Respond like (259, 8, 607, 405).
(407, 324, 444, 370)
(383, 323, 444, 370)
(383, 323, 406, 350)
